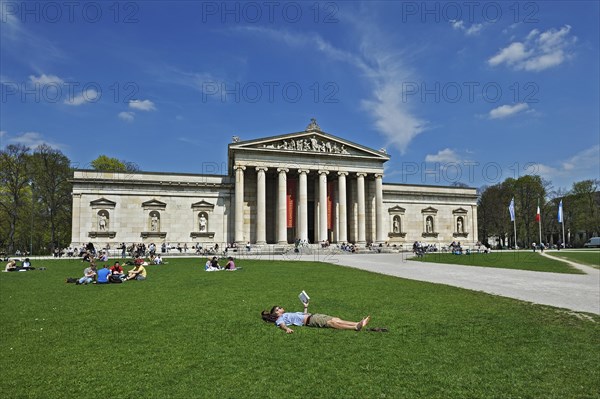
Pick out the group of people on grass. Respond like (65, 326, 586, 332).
(4, 258, 36, 272)
(76, 259, 147, 285)
(204, 256, 238, 271)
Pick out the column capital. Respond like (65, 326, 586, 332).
(337, 171, 349, 177)
(255, 166, 269, 172)
(318, 170, 329, 176)
(277, 167, 289, 174)
(234, 164, 247, 171)
(298, 169, 311, 175)
(356, 172, 367, 178)
(374, 173, 383, 179)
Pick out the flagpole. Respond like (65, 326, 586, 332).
(538, 199, 542, 247)
(513, 219, 518, 250)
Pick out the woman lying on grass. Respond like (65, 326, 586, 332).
(261, 301, 370, 334)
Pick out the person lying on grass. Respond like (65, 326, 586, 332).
(261, 301, 370, 334)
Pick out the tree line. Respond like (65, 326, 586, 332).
(477, 175, 600, 248)
(0, 144, 136, 255)
(1, 143, 597, 254)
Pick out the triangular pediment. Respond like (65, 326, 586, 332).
(191, 200, 215, 210)
(453, 207, 468, 214)
(90, 198, 116, 208)
(142, 199, 167, 209)
(388, 205, 406, 214)
(421, 207, 438, 214)
(229, 130, 390, 160)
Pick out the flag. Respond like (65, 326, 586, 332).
(535, 204, 541, 222)
(558, 200, 563, 223)
(508, 197, 515, 222)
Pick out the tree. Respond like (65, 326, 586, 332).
(0, 144, 31, 253)
(477, 182, 512, 248)
(568, 179, 600, 244)
(513, 175, 547, 246)
(31, 145, 73, 253)
(90, 155, 139, 172)
(478, 175, 549, 248)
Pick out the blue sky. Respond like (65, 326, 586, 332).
(1, 1, 598, 191)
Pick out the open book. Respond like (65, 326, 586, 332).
(298, 290, 310, 304)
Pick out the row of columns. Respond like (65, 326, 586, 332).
(234, 166, 385, 245)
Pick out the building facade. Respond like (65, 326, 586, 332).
(71, 121, 478, 249)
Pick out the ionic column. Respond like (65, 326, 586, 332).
(298, 169, 310, 242)
(375, 173, 385, 243)
(318, 170, 329, 242)
(356, 172, 367, 245)
(255, 166, 268, 245)
(337, 172, 348, 243)
(277, 168, 289, 244)
(234, 165, 246, 244)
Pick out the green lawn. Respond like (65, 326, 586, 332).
(1, 258, 598, 398)
(409, 251, 585, 274)
(550, 250, 600, 269)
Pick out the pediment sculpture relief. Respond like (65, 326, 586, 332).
(262, 135, 350, 154)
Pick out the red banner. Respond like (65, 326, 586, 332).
(327, 181, 333, 230)
(287, 178, 296, 228)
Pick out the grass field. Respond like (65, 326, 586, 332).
(1, 258, 598, 398)
(549, 250, 600, 269)
(409, 251, 585, 274)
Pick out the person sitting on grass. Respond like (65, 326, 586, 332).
(4, 259, 18, 272)
(77, 263, 97, 285)
(125, 263, 146, 281)
(96, 264, 111, 284)
(224, 256, 238, 271)
(110, 261, 125, 282)
(205, 256, 221, 271)
(261, 301, 370, 334)
(20, 258, 35, 270)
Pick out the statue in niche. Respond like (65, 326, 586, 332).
(98, 213, 108, 231)
(393, 217, 400, 233)
(199, 214, 207, 232)
(426, 217, 433, 233)
(151, 215, 159, 232)
(457, 218, 463, 233)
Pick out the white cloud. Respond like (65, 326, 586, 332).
(29, 74, 64, 86)
(64, 88, 99, 106)
(532, 145, 600, 189)
(236, 25, 425, 154)
(7, 131, 64, 149)
(129, 99, 156, 111)
(489, 103, 529, 119)
(451, 20, 483, 36)
(425, 148, 461, 163)
(118, 111, 135, 122)
(488, 25, 576, 71)
(488, 42, 529, 67)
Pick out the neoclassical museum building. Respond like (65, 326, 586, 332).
(71, 120, 478, 249)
